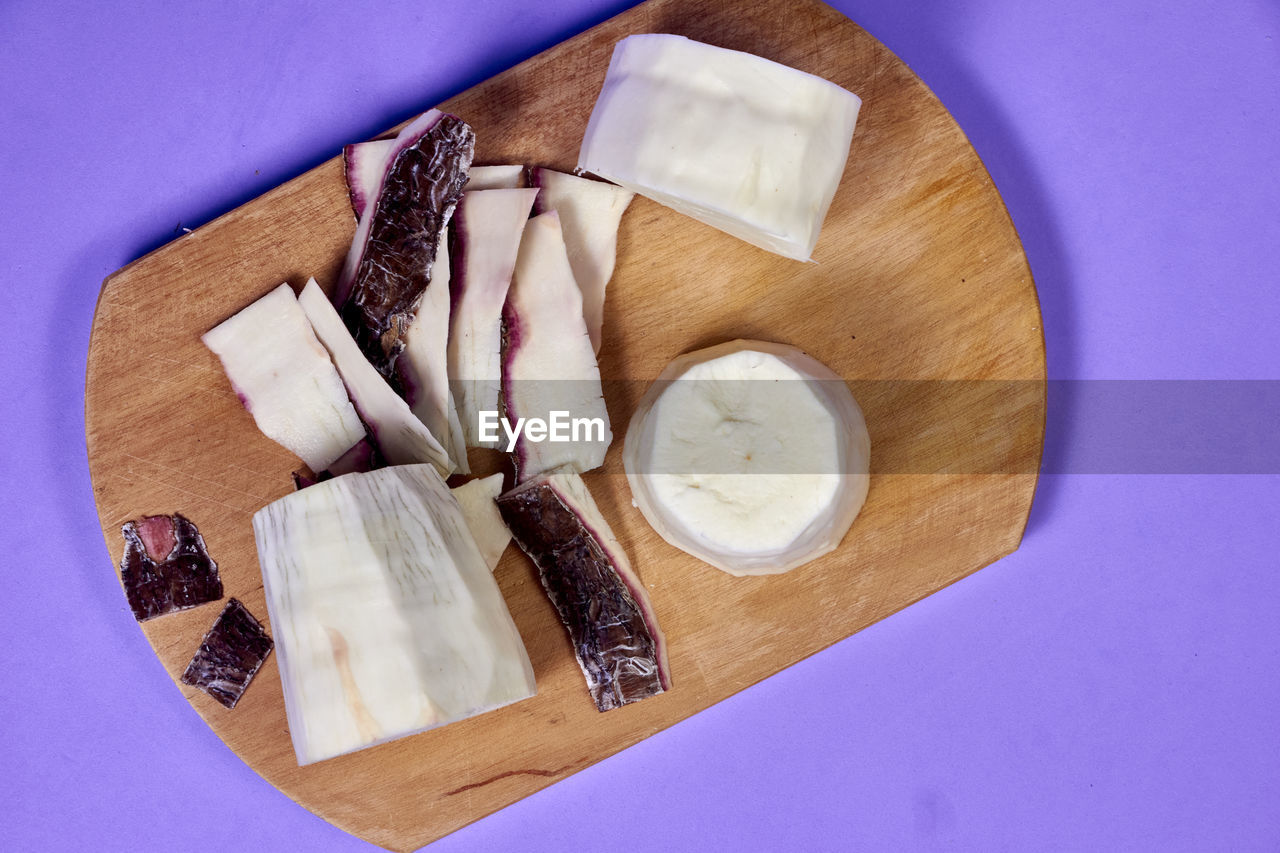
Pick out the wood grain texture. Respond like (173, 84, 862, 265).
(84, 0, 1045, 849)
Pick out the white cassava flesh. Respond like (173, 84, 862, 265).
(503, 212, 612, 481)
(530, 168, 633, 353)
(577, 34, 861, 261)
(342, 138, 395, 218)
(447, 188, 539, 447)
(344, 139, 523, 216)
(252, 464, 537, 766)
(297, 278, 453, 476)
(399, 235, 469, 472)
(202, 283, 365, 472)
(467, 165, 526, 190)
(624, 340, 870, 576)
(451, 474, 511, 572)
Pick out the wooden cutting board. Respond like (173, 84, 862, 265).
(84, 0, 1045, 849)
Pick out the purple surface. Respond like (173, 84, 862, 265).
(2, 0, 1278, 849)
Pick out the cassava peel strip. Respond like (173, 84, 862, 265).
(181, 598, 274, 709)
(119, 513, 222, 622)
(335, 110, 474, 380)
(497, 469, 669, 711)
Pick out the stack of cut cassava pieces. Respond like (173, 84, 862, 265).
(193, 33, 866, 766)
(80, 1, 1044, 845)
(204, 119, 660, 766)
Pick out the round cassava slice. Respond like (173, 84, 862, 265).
(623, 339, 870, 576)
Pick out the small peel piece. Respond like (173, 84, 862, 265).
(119, 514, 223, 622)
(181, 598, 274, 709)
(497, 468, 669, 711)
(292, 437, 382, 490)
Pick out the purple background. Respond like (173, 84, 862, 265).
(3, 0, 1278, 849)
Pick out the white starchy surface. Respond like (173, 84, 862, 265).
(252, 464, 537, 766)
(532, 168, 633, 353)
(577, 34, 860, 261)
(445, 387, 468, 464)
(345, 138, 395, 218)
(624, 340, 870, 576)
(401, 235, 469, 471)
(642, 352, 841, 552)
(505, 212, 613, 481)
(451, 473, 511, 572)
(296, 279, 453, 476)
(447, 188, 539, 447)
(467, 165, 526, 190)
(202, 283, 365, 472)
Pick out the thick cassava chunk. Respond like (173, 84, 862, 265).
(253, 465, 536, 765)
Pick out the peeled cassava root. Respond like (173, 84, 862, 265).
(624, 340, 870, 576)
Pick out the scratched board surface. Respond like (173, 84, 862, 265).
(84, 0, 1045, 849)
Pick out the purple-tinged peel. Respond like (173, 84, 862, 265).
(335, 110, 474, 378)
(447, 188, 539, 448)
(180, 598, 273, 710)
(497, 468, 670, 711)
(119, 513, 223, 622)
(501, 211, 612, 481)
(342, 138, 396, 219)
(398, 232, 469, 471)
(202, 283, 365, 472)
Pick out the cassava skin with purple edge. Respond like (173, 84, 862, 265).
(447, 188, 539, 448)
(497, 469, 670, 711)
(342, 138, 395, 219)
(291, 437, 382, 491)
(529, 168, 633, 354)
(396, 234, 469, 471)
(202, 283, 366, 473)
(335, 111, 474, 381)
(181, 598, 273, 709)
(298, 278, 453, 476)
(344, 144, 522, 219)
(501, 212, 611, 480)
(119, 514, 223, 621)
